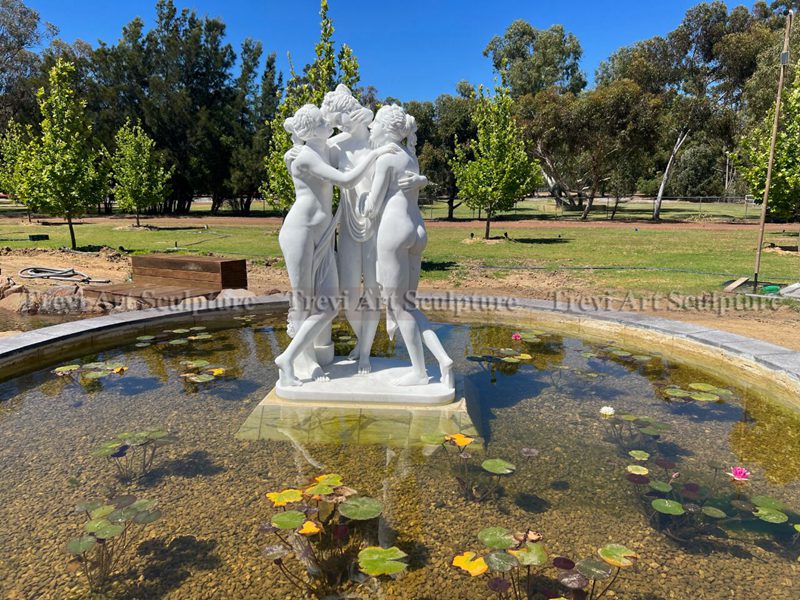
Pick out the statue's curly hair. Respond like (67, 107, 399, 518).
(321, 84, 367, 126)
(374, 104, 417, 149)
(284, 104, 326, 141)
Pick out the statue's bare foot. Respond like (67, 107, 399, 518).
(348, 342, 360, 361)
(311, 363, 329, 382)
(392, 369, 429, 386)
(358, 357, 371, 375)
(439, 358, 454, 389)
(276, 353, 302, 387)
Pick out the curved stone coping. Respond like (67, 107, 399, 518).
(0, 294, 290, 381)
(0, 292, 798, 398)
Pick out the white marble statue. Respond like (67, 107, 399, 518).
(274, 103, 397, 387)
(362, 104, 454, 388)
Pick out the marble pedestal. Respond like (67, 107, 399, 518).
(236, 370, 477, 448)
(276, 357, 455, 405)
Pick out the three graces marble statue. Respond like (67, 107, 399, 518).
(274, 85, 454, 394)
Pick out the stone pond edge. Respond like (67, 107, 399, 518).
(0, 292, 797, 399)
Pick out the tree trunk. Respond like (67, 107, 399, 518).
(653, 129, 690, 221)
(610, 195, 621, 220)
(484, 214, 492, 239)
(580, 196, 595, 220)
(67, 214, 77, 249)
(135, 208, 140, 228)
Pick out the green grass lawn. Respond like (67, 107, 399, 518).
(0, 216, 797, 296)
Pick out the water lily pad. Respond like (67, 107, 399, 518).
(188, 333, 213, 341)
(664, 388, 691, 398)
(452, 551, 488, 576)
(189, 326, 207, 331)
(66, 536, 97, 555)
(135, 342, 151, 348)
(339, 497, 383, 521)
(482, 459, 516, 475)
(271, 510, 306, 530)
(626, 465, 649, 476)
(559, 569, 590, 589)
(598, 544, 638, 568)
(701, 506, 727, 519)
(181, 359, 210, 370)
(82, 362, 106, 369)
(169, 338, 188, 345)
(171, 328, 190, 334)
(690, 392, 720, 402)
(53, 364, 81, 374)
(485, 551, 517, 572)
(648, 480, 672, 493)
(266, 489, 303, 506)
(501, 357, 519, 364)
(478, 527, 515, 550)
(552, 556, 575, 570)
(628, 450, 650, 461)
(82, 370, 109, 380)
(262, 544, 289, 561)
(188, 373, 215, 383)
(89, 505, 115, 520)
(130, 499, 156, 511)
(133, 509, 162, 525)
(751, 496, 786, 511)
(689, 382, 717, 392)
(357, 546, 407, 576)
(754, 507, 789, 524)
(75, 500, 103, 514)
(576, 557, 612, 580)
(651, 499, 685, 516)
(730, 499, 756, 513)
(94, 523, 125, 539)
(84, 518, 111, 534)
(136, 335, 156, 342)
(509, 542, 547, 566)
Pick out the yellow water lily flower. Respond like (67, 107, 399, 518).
(445, 433, 475, 449)
(298, 520, 321, 535)
(265, 489, 303, 507)
(209, 368, 226, 377)
(452, 551, 487, 576)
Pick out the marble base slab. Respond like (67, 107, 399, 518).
(236, 378, 478, 448)
(275, 357, 455, 405)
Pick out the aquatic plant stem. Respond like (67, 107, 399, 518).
(596, 567, 621, 598)
(276, 561, 314, 595)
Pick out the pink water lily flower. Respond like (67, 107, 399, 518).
(729, 466, 750, 482)
(511, 332, 522, 341)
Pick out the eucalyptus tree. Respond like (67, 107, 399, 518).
(484, 20, 586, 97)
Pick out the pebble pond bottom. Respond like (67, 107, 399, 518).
(0, 315, 799, 599)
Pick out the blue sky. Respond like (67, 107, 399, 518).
(29, 0, 727, 101)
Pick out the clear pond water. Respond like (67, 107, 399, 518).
(0, 314, 799, 599)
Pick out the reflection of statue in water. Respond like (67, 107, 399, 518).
(274, 104, 396, 387)
(363, 105, 454, 388)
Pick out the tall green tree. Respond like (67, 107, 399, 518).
(261, 0, 360, 215)
(0, 0, 55, 126)
(736, 65, 800, 223)
(0, 120, 25, 199)
(111, 120, 172, 226)
(451, 87, 538, 238)
(21, 59, 104, 248)
(484, 21, 586, 97)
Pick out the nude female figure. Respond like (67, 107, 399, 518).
(363, 104, 454, 388)
(319, 85, 425, 375)
(275, 104, 397, 387)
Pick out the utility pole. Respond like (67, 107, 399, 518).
(753, 9, 794, 292)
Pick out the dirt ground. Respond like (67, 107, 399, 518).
(1, 246, 798, 350)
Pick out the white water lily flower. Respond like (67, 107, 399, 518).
(600, 406, 615, 418)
